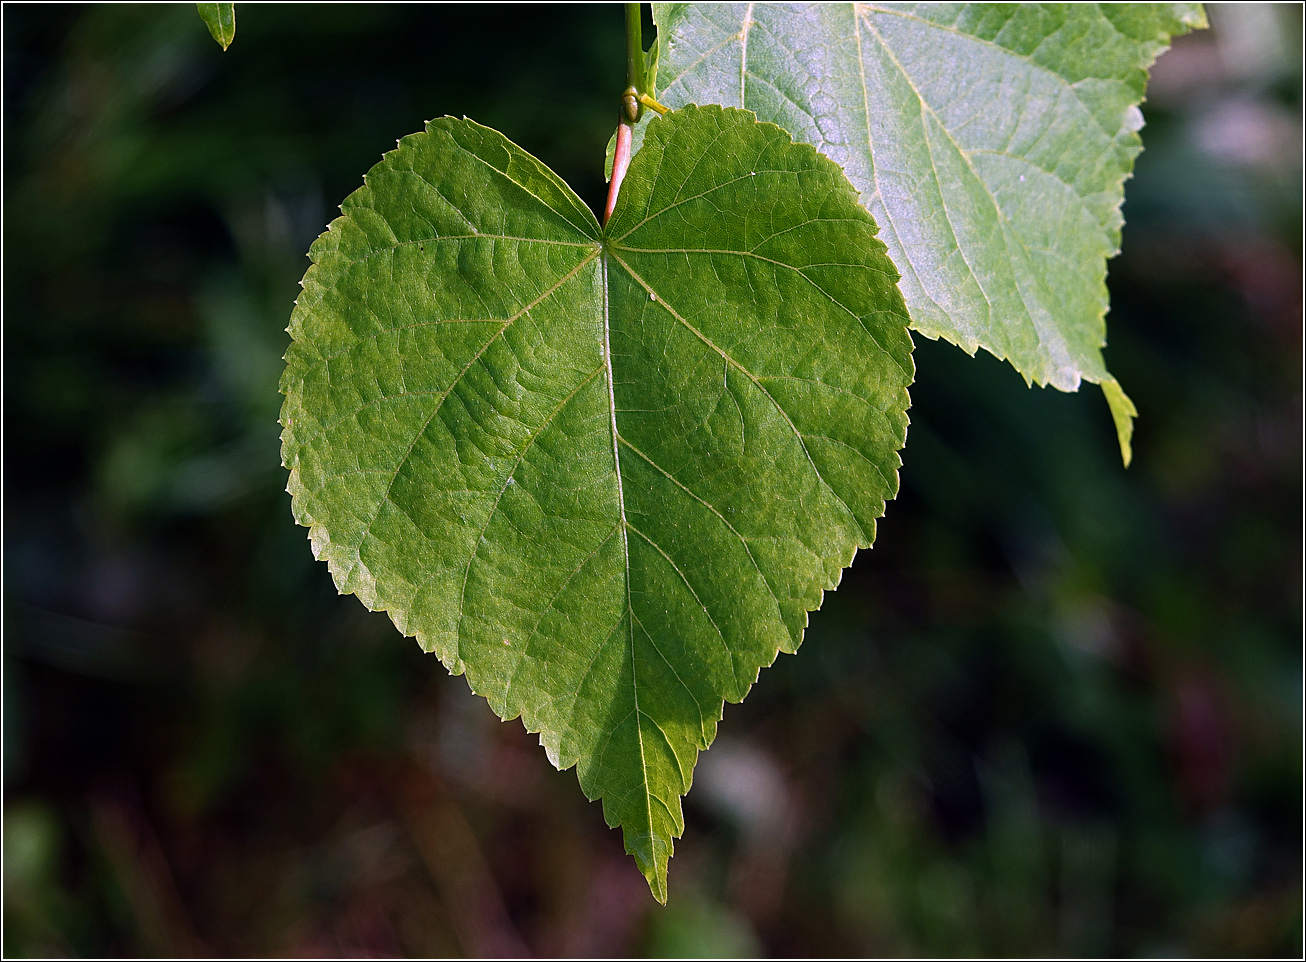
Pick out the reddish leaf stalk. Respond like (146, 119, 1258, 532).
(604, 121, 633, 226)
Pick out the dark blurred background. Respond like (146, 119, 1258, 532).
(3, 3, 1300, 957)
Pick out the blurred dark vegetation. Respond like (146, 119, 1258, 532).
(2, 3, 1300, 957)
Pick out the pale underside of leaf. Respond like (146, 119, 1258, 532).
(280, 107, 913, 900)
(645, 1, 1206, 463)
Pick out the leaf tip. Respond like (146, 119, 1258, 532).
(622, 824, 673, 904)
(642, 863, 669, 905)
(1100, 379, 1137, 468)
(196, 3, 235, 50)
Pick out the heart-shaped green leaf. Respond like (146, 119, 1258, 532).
(280, 105, 912, 899)
(639, 2, 1206, 465)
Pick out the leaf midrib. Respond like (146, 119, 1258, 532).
(597, 249, 655, 866)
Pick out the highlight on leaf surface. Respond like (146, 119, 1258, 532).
(279, 105, 912, 900)
(196, 3, 235, 51)
(640, 2, 1207, 465)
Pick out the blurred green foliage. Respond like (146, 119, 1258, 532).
(3, 3, 1301, 957)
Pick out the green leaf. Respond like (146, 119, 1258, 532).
(1099, 377, 1137, 468)
(196, 3, 235, 51)
(280, 105, 912, 900)
(645, 2, 1206, 463)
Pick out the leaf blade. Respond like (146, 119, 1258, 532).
(281, 106, 912, 900)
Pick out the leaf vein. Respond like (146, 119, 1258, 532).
(455, 364, 607, 646)
(618, 435, 786, 632)
(502, 522, 624, 717)
(626, 520, 741, 697)
(353, 253, 599, 580)
(610, 251, 868, 545)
